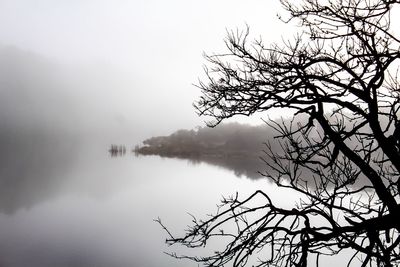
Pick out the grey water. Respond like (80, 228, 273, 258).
(0, 135, 283, 267)
(0, 44, 285, 267)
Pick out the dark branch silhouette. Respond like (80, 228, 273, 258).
(159, 0, 400, 266)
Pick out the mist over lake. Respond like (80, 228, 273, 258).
(0, 124, 278, 266)
(2, 0, 400, 265)
(0, 42, 281, 267)
(0, 1, 301, 266)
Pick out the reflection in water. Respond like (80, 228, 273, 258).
(0, 130, 79, 213)
(139, 153, 266, 179)
(108, 144, 126, 157)
(0, 133, 348, 267)
(0, 134, 276, 267)
(112, 143, 266, 179)
(134, 123, 277, 180)
(190, 154, 265, 179)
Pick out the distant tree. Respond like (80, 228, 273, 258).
(158, 0, 400, 266)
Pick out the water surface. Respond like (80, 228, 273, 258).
(0, 138, 283, 267)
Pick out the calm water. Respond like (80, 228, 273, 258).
(0, 138, 293, 267)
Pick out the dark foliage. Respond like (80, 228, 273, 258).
(135, 123, 280, 178)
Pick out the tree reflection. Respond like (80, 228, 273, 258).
(135, 123, 275, 179)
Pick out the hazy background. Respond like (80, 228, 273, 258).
(4, 1, 398, 267)
(0, 1, 299, 266)
(0, 0, 293, 141)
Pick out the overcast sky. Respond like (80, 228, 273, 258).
(0, 0, 293, 142)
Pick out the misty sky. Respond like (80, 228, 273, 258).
(3, 2, 400, 267)
(0, 0, 292, 141)
(0, 4, 295, 265)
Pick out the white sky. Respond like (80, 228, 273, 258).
(0, 0, 293, 140)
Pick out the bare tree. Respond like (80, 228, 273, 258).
(158, 1, 400, 266)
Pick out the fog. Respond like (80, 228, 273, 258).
(0, 0, 292, 211)
(0, 1, 298, 266)
(0, 44, 192, 142)
(3, 1, 397, 267)
(0, 0, 291, 141)
(135, 123, 279, 179)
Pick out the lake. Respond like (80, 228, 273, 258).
(0, 137, 292, 267)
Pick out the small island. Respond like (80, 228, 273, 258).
(134, 123, 279, 179)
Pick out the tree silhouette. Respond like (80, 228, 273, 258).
(158, 1, 400, 266)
